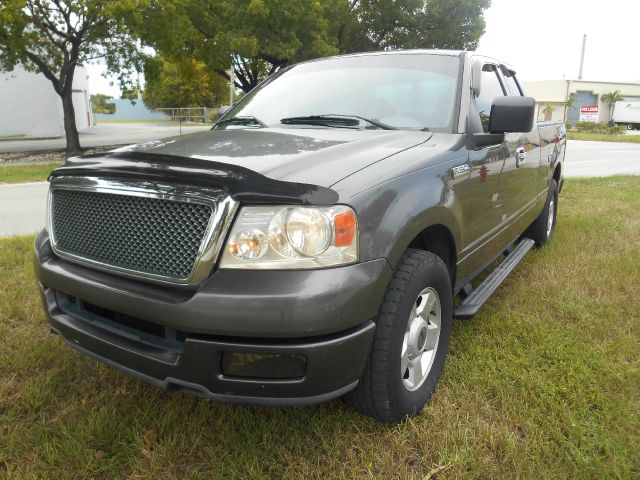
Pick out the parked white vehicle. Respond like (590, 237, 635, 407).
(612, 101, 640, 130)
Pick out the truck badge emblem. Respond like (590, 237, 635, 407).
(452, 164, 470, 177)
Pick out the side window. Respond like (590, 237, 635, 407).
(502, 69, 523, 96)
(475, 64, 506, 133)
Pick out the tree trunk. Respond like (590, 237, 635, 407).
(60, 90, 82, 155)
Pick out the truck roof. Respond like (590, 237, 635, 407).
(296, 50, 517, 73)
(298, 49, 467, 66)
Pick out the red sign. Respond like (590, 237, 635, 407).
(579, 105, 599, 122)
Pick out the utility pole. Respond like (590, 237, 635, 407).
(229, 63, 235, 106)
(578, 34, 587, 80)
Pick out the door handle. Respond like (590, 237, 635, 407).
(515, 147, 526, 166)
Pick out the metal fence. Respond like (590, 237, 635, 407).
(153, 107, 219, 124)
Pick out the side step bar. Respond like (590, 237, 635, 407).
(454, 238, 535, 320)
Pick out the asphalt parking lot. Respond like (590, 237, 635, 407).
(1, 139, 638, 237)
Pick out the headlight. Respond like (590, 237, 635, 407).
(220, 205, 358, 269)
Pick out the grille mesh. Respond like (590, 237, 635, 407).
(51, 189, 213, 279)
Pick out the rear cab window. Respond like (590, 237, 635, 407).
(501, 67, 523, 96)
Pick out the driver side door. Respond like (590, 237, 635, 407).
(459, 63, 510, 278)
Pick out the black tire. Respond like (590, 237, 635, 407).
(343, 249, 452, 423)
(627, 124, 634, 131)
(525, 179, 558, 247)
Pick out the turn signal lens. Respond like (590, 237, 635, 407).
(333, 210, 356, 247)
(227, 230, 268, 260)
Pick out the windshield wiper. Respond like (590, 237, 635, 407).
(216, 115, 267, 129)
(280, 114, 396, 130)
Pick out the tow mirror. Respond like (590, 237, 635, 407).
(471, 59, 483, 97)
(489, 96, 535, 133)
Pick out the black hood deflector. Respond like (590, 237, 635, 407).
(50, 151, 339, 205)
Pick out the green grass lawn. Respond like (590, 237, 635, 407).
(568, 131, 640, 143)
(0, 134, 26, 141)
(1, 178, 639, 479)
(0, 162, 61, 184)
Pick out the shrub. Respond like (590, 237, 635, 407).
(575, 122, 625, 135)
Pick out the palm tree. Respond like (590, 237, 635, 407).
(542, 104, 556, 121)
(602, 90, 624, 123)
(562, 96, 577, 124)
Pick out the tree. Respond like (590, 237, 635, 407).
(0, 1, 143, 154)
(142, 55, 229, 109)
(542, 103, 555, 121)
(133, 0, 337, 94)
(329, 0, 491, 53)
(602, 90, 623, 122)
(562, 95, 576, 123)
(121, 87, 141, 100)
(90, 93, 115, 114)
(135, 0, 491, 94)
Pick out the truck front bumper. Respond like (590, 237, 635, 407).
(34, 232, 391, 405)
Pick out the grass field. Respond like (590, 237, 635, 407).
(0, 134, 26, 141)
(0, 162, 61, 184)
(567, 131, 640, 143)
(1, 177, 639, 479)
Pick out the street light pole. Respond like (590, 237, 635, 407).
(578, 34, 586, 81)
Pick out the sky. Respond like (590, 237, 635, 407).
(478, 0, 640, 82)
(87, 0, 640, 96)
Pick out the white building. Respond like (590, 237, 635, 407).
(0, 64, 92, 138)
(523, 79, 640, 124)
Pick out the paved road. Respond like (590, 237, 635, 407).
(0, 182, 48, 236)
(564, 140, 640, 177)
(0, 122, 211, 153)
(1, 140, 639, 237)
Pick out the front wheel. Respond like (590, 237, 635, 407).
(343, 249, 452, 423)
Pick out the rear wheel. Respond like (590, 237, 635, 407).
(525, 179, 558, 247)
(343, 249, 452, 423)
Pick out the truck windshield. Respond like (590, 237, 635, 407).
(217, 54, 460, 132)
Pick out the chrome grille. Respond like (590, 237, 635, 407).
(51, 189, 212, 279)
(47, 177, 238, 285)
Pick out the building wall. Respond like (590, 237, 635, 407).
(94, 98, 170, 122)
(523, 79, 640, 124)
(0, 65, 92, 137)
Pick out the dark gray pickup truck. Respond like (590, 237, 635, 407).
(35, 50, 565, 423)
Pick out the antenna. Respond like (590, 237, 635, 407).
(578, 34, 586, 80)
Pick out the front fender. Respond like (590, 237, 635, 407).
(349, 166, 464, 268)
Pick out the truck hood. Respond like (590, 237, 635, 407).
(113, 127, 432, 187)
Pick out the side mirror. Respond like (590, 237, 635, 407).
(489, 96, 535, 133)
(217, 105, 232, 120)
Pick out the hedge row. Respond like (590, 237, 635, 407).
(574, 122, 626, 135)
